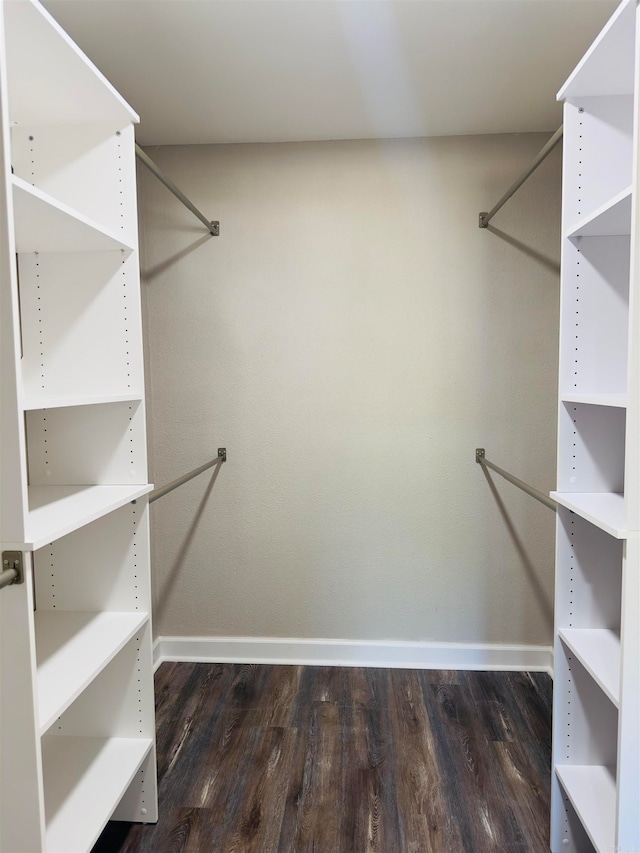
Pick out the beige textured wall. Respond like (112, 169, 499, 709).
(139, 134, 560, 646)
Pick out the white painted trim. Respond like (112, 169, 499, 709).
(153, 635, 553, 676)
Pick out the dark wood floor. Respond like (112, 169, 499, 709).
(93, 663, 552, 852)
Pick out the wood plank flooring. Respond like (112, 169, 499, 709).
(93, 664, 552, 852)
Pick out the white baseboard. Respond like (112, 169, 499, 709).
(153, 635, 553, 676)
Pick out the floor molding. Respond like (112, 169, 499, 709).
(153, 635, 553, 675)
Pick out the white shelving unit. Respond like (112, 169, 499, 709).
(0, 2, 158, 850)
(551, 1, 640, 849)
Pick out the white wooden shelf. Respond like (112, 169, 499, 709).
(0, 3, 158, 847)
(36, 611, 149, 734)
(4, 0, 138, 127)
(553, 2, 640, 849)
(559, 628, 620, 707)
(12, 484, 154, 551)
(561, 392, 627, 409)
(555, 764, 617, 852)
(566, 186, 632, 238)
(12, 176, 134, 254)
(557, 0, 636, 99)
(23, 392, 144, 412)
(551, 492, 629, 538)
(42, 735, 152, 853)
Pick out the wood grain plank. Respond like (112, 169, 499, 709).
(92, 664, 552, 853)
(388, 669, 465, 853)
(342, 700, 402, 852)
(278, 701, 348, 851)
(221, 725, 297, 853)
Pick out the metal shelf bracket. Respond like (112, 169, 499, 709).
(1, 551, 24, 589)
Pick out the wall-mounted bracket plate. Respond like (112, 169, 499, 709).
(2, 551, 24, 585)
(478, 213, 489, 228)
(211, 221, 220, 236)
(476, 448, 486, 463)
(218, 447, 227, 462)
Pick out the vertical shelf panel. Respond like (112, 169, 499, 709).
(0, 556, 47, 853)
(554, 5, 640, 849)
(616, 538, 640, 848)
(0, 5, 29, 544)
(1, 1, 156, 850)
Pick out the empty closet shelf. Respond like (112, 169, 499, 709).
(17, 484, 153, 551)
(36, 611, 149, 734)
(565, 185, 632, 238)
(12, 176, 135, 253)
(23, 391, 144, 412)
(560, 392, 627, 408)
(550, 492, 629, 538)
(42, 735, 152, 853)
(558, 629, 620, 707)
(555, 765, 616, 852)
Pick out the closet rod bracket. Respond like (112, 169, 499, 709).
(476, 447, 556, 511)
(135, 144, 219, 236)
(1, 551, 24, 589)
(478, 125, 563, 228)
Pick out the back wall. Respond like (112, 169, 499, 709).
(138, 134, 560, 654)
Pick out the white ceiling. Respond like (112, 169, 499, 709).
(43, 0, 618, 146)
